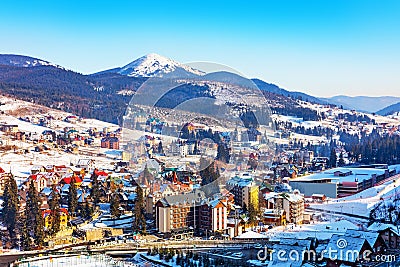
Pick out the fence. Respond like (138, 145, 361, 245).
(14, 253, 126, 267)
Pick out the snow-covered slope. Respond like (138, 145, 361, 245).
(117, 53, 204, 77)
(0, 54, 62, 68)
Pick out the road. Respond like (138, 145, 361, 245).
(0, 239, 261, 266)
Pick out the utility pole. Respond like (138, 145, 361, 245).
(235, 207, 238, 236)
(193, 199, 195, 237)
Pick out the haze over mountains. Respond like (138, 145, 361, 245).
(320, 95, 400, 114)
(0, 53, 399, 121)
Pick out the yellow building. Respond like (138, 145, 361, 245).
(247, 185, 259, 209)
(43, 208, 69, 230)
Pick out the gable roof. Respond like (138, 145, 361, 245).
(61, 176, 83, 184)
(279, 238, 312, 250)
(31, 165, 44, 171)
(208, 198, 225, 209)
(368, 222, 400, 236)
(94, 170, 108, 177)
(42, 208, 69, 218)
(324, 234, 371, 263)
(345, 229, 380, 248)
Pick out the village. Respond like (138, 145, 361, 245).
(1, 95, 400, 266)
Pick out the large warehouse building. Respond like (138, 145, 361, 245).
(289, 166, 398, 198)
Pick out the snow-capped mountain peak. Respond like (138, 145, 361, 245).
(117, 53, 204, 77)
(0, 54, 63, 69)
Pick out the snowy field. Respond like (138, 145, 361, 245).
(265, 219, 360, 241)
(0, 95, 118, 133)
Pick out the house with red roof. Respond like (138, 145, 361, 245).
(30, 173, 48, 192)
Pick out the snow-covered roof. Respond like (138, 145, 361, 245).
(345, 229, 380, 248)
(286, 193, 303, 202)
(208, 198, 223, 208)
(324, 234, 369, 263)
(61, 184, 70, 192)
(227, 175, 254, 187)
(368, 222, 400, 235)
(279, 238, 312, 250)
(292, 167, 387, 183)
(31, 165, 43, 171)
(235, 230, 267, 239)
(41, 187, 52, 196)
(389, 164, 400, 174)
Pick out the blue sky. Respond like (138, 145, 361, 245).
(0, 0, 399, 97)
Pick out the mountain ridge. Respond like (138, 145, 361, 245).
(0, 53, 319, 124)
(0, 54, 63, 69)
(377, 102, 400, 116)
(1, 53, 400, 122)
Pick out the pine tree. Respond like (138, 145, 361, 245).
(80, 199, 93, 218)
(68, 177, 78, 217)
(90, 172, 101, 205)
(110, 193, 121, 218)
(248, 199, 258, 224)
(200, 160, 220, 186)
(329, 148, 337, 168)
(143, 164, 152, 180)
(338, 152, 345, 167)
(2, 174, 19, 244)
(25, 180, 44, 247)
(48, 185, 61, 236)
(34, 210, 45, 247)
(216, 143, 230, 163)
(132, 185, 146, 233)
(158, 141, 164, 155)
(20, 214, 31, 250)
(193, 141, 199, 155)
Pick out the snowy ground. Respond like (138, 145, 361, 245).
(80, 212, 134, 230)
(265, 219, 360, 241)
(0, 95, 118, 133)
(0, 96, 123, 177)
(309, 174, 400, 217)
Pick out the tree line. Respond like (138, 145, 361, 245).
(1, 171, 148, 250)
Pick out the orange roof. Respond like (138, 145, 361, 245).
(95, 170, 109, 177)
(62, 176, 83, 184)
(42, 207, 69, 217)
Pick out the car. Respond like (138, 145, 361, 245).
(254, 243, 263, 249)
(232, 252, 244, 258)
